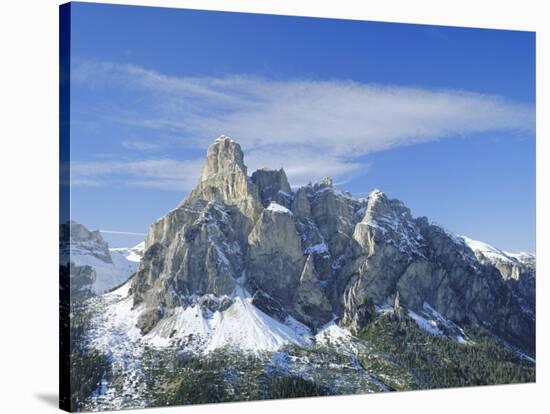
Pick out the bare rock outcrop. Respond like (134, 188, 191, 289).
(251, 168, 292, 208)
(246, 205, 305, 306)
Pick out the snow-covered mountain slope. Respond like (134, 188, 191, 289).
(461, 236, 533, 265)
(460, 235, 535, 281)
(90, 278, 312, 355)
(89, 277, 476, 358)
(71, 242, 144, 294)
(88, 265, 378, 357)
(61, 221, 144, 294)
(147, 290, 312, 353)
(110, 241, 145, 263)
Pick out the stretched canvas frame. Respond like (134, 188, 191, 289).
(59, 2, 536, 412)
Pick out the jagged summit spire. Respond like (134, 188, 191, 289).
(363, 189, 388, 214)
(201, 135, 246, 181)
(182, 135, 263, 222)
(368, 188, 385, 199)
(319, 177, 333, 187)
(215, 134, 234, 143)
(310, 176, 334, 192)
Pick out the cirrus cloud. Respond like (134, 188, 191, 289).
(70, 158, 204, 192)
(71, 60, 534, 190)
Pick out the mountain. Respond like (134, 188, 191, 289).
(93, 136, 534, 354)
(60, 221, 144, 295)
(72, 136, 535, 411)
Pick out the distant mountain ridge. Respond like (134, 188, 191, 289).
(60, 221, 144, 295)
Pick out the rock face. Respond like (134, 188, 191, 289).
(68, 263, 97, 299)
(61, 220, 112, 263)
(341, 191, 535, 353)
(61, 221, 144, 295)
(247, 206, 304, 303)
(251, 168, 293, 208)
(186, 135, 263, 226)
(130, 136, 535, 354)
(295, 254, 333, 326)
(461, 236, 536, 319)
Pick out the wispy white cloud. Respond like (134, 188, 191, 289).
(71, 158, 203, 192)
(120, 140, 163, 151)
(244, 147, 366, 188)
(72, 60, 535, 190)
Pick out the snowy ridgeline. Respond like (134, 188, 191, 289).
(460, 236, 534, 265)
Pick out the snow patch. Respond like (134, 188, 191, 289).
(266, 202, 293, 215)
(407, 303, 471, 344)
(315, 322, 353, 345)
(215, 134, 234, 143)
(461, 236, 515, 263)
(407, 309, 443, 336)
(111, 241, 145, 263)
(147, 291, 313, 353)
(305, 242, 329, 255)
(375, 304, 394, 315)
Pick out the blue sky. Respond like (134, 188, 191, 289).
(68, 2, 535, 252)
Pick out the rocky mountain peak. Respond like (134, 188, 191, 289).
(313, 176, 334, 191)
(65, 220, 105, 244)
(365, 188, 387, 209)
(184, 136, 263, 222)
(60, 220, 112, 264)
(61, 220, 144, 296)
(361, 189, 416, 233)
(200, 135, 247, 181)
(368, 188, 384, 198)
(251, 168, 292, 208)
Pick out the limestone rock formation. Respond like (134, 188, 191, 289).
(128, 135, 535, 354)
(461, 236, 536, 317)
(341, 190, 535, 352)
(185, 135, 263, 225)
(246, 204, 304, 308)
(295, 254, 333, 327)
(251, 168, 292, 208)
(60, 220, 112, 264)
(61, 220, 143, 295)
